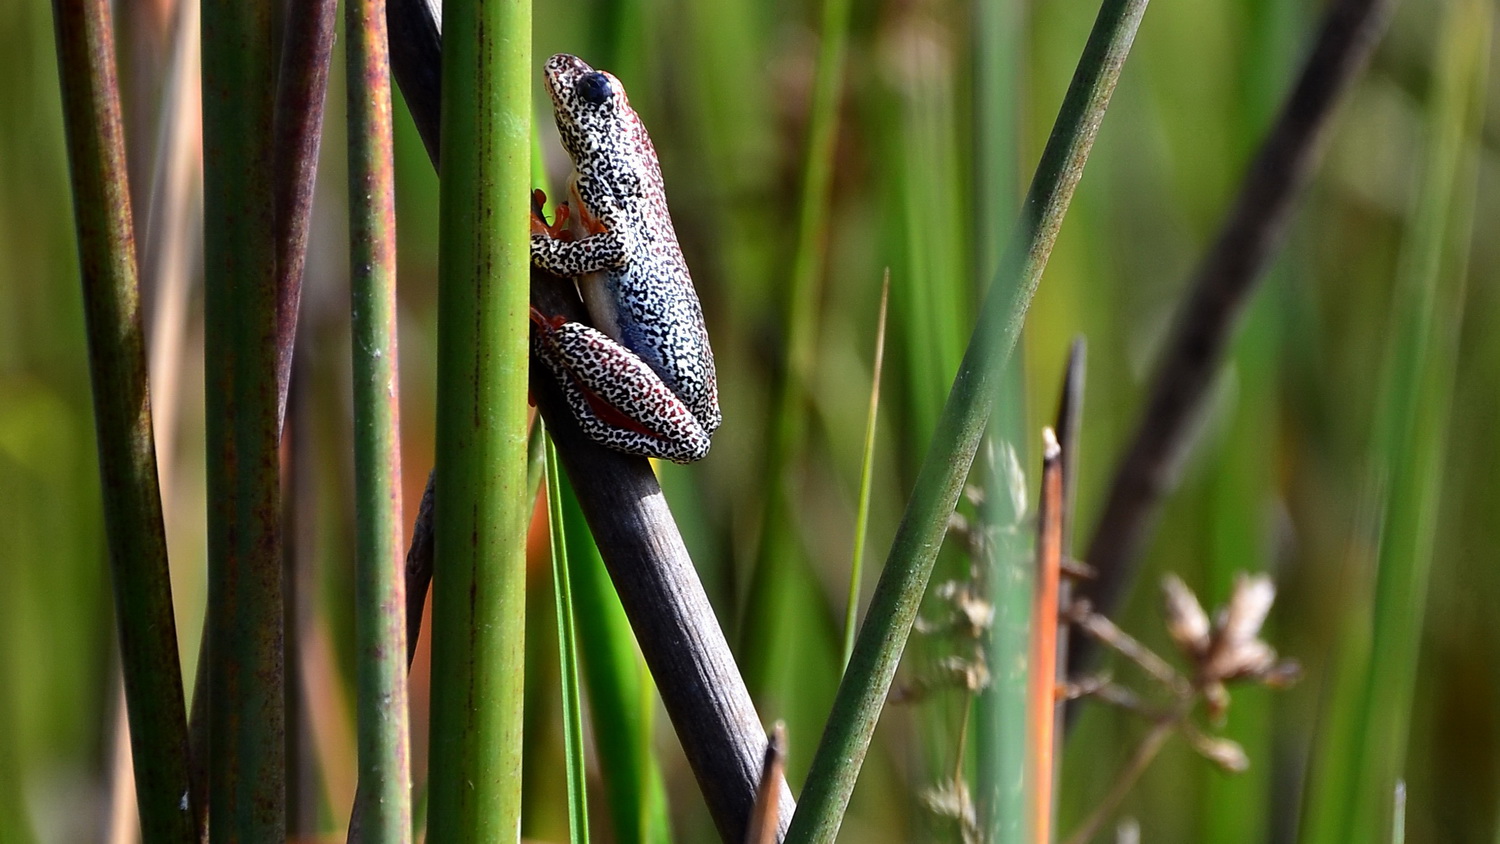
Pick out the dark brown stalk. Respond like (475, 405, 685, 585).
(272, 0, 339, 430)
(51, 0, 195, 838)
(384, 0, 791, 839)
(1076, 0, 1397, 647)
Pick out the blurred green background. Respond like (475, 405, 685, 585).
(3, 0, 1498, 840)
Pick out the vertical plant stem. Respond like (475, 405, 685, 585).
(384, 3, 787, 834)
(1047, 339, 1084, 836)
(201, 0, 285, 836)
(784, 1, 1150, 839)
(842, 272, 890, 668)
(1029, 430, 1062, 844)
(425, 0, 531, 837)
(1049, 338, 1084, 732)
(347, 0, 412, 833)
(50, 0, 194, 839)
(982, 453, 1032, 844)
(974, 3, 1028, 835)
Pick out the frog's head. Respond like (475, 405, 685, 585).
(543, 53, 642, 170)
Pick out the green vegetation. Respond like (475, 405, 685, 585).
(11, 0, 1499, 840)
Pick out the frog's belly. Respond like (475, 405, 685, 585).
(578, 270, 622, 340)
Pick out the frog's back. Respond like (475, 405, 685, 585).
(606, 228, 720, 434)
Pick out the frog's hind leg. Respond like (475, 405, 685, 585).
(532, 316, 712, 463)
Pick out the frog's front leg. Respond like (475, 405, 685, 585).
(530, 228, 627, 278)
(531, 310, 713, 463)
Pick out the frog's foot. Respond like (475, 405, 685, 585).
(532, 317, 712, 463)
(530, 189, 573, 239)
(529, 305, 567, 331)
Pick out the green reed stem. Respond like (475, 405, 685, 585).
(348, 0, 412, 835)
(425, 0, 531, 837)
(50, 0, 194, 839)
(201, 0, 284, 836)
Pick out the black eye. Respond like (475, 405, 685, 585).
(576, 72, 613, 106)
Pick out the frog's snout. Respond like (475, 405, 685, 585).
(543, 53, 594, 99)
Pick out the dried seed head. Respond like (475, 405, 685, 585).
(1151, 571, 1300, 726)
(920, 777, 980, 844)
(1187, 731, 1250, 774)
(1202, 573, 1281, 684)
(1215, 574, 1275, 652)
(1261, 659, 1303, 689)
(1162, 574, 1211, 659)
(936, 654, 992, 693)
(891, 651, 991, 703)
(918, 580, 995, 639)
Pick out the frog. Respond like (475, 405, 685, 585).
(530, 53, 721, 464)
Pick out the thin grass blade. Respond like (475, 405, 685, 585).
(546, 437, 590, 844)
(560, 470, 672, 844)
(842, 271, 890, 668)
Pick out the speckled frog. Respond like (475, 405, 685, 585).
(530, 53, 721, 464)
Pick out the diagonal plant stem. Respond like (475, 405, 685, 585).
(1075, 0, 1397, 650)
(843, 272, 890, 668)
(50, 0, 195, 839)
(272, 0, 339, 430)
(785, 0, 1151, 839)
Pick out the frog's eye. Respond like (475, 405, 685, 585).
(576, 72, 614, 106)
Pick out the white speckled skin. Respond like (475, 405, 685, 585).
(531, 53, 721, 463)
